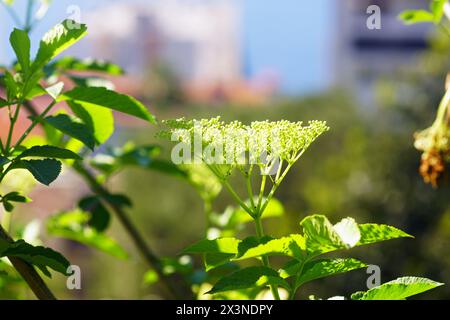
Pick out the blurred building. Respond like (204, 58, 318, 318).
(335, 0, 432, 102)
(74, 0, 274, 104)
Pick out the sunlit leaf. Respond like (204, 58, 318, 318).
(59, 86, 155, 123)
(47, 210, 128, 259)
(18, 145, 81, 160)
(183, 237, 240, 255)
(9, 28, 30, 74)
(351, 277, 444, 300)
(44, 114, 96, 150)
(32, 20, 87, 72)
(208, 266, 288, 294)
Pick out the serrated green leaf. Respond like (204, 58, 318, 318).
(183, 237, 240, 255)
(68, 100, 114, 145)
(32, 20, 88, 72)
(299, 215, 412, 258)
(18, 145, 81, 160)
(47, 210, 128, 259)
(0, 238, 70, 277)
(44, 114, 96, 150)
(10, 28, 30, 74)
(235, 234, 306, 261)
(301, 215, 345, 254)
(204, 253, 235, 271)
(208, 266, 288, 294)
(78, 196, 110, 232)
(11, 159, 62, 186)
(295, 258, 367, 287)
(59, 86, 155, 123)
(351, 277, 444, 300)
(357, 224, 413, 245)
(51, 56, 124, 75)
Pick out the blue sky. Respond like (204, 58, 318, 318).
(0, 0, 334, 94)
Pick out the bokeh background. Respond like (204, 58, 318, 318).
(1, 0, 450, 299)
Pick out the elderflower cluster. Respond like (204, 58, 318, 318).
(160, 117, 329, 169)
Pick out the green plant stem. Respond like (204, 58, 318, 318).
(254, 217, 281, 300)
(222, 179, 254, 216)
(259, 162, 295, 216)
(204, 198, 213, 237)
(11, 100, 56, 153)
(288, 288, 296, 300)
(5, 104, 21, 153)
(0, 224, 56, 300)
(0, 139, 6, 155)
(24, 0, 34, 32)
(256, 174, 267, 214)
(72, 161, 193, 299)
(435, 86, 450, 126)
(245, 166, 256, 210)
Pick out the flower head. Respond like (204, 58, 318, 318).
(160, 117, 329, 171)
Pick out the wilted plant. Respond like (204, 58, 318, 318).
(400, 0, 450, 186)
(414, 81, 450, 187)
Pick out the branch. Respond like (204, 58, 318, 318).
(0, 224, 56, 300)
(72, 162, 193, 299)
(22, 101, 193, 299)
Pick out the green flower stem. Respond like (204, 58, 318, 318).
(256, 174, 267, 214)
(24, 0, 34, 32)
(255, 216, 281, 300)
(275, 159, 283, 182)
(222, 179, 254, 216)
(245, 166, 256, 209)
(259, 162, 293, 216)
(5, 104, 21, 153)
(0, 224, 56, 300)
